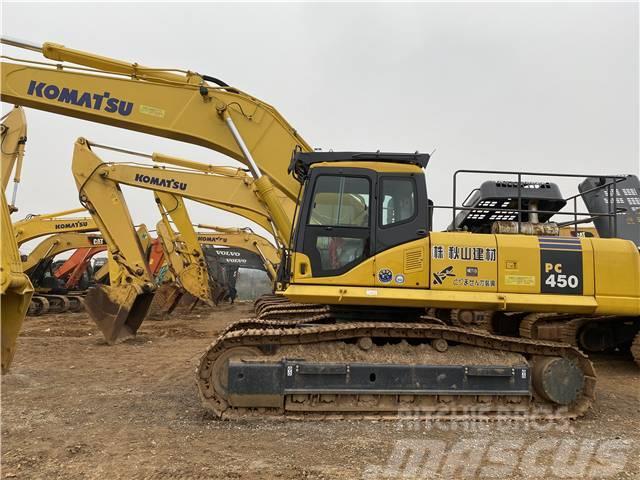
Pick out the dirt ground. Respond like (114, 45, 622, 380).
(2, 303, 639, 480)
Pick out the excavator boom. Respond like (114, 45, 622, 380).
(1, 38, 311, 205)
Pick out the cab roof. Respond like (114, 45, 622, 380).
(289, 151, 430, 182)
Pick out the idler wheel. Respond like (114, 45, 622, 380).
(210, 346, 262, 401)
(532, 357, 584, 405)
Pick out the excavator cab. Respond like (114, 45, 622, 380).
(288, 151, 430, 282)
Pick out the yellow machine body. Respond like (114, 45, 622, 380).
(285, 161, 640, 317)
(288, 233, 640, 316)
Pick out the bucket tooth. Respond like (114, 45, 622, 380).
(84, 285, 154, 344)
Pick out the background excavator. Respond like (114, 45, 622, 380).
(21, 231, 106, 314)
(148, 192, 213, 316)
(197, 225, 279, 280)
(1, 38, 306, 347)
(13, 207, 97, 245)
(70, 137, 297, 342)
(13, 208, 103, 314)
(195, 225, 278, 304)
(2, 39, 639, 421)
(53, 245, 106, 291)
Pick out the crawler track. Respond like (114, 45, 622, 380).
(27, 293, 85, 316)
(197, 318, 596, 420)
(520, 312, 640, 357)
(254, 294, 327, 320)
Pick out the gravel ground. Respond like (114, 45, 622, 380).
(2, 303, 638, 479)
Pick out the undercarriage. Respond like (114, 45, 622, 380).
(196, 311, 596, 420)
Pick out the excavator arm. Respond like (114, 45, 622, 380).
(153, 191, 212, 311)
(72, 143, 156, 343)
(0, 194, 33, 372)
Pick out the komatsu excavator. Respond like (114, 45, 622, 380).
(70, 137, 296, 341)
(3, 39, 639, 420)
(1, 106, 33, 372)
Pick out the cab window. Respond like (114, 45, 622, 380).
(308, 176, 370, 227)
(380, 177, 416, 227)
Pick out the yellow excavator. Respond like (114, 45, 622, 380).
(3, 39, 639, 420)
(70, 137, 295, 342)
(1, 106, 33, 372)
(147, 194, 213, 316)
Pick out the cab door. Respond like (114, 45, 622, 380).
(296, 168, 375, 284)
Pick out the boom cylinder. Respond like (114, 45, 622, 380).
(222, 111, 292, 241)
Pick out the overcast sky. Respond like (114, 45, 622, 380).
(2, 2, 638, 253)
